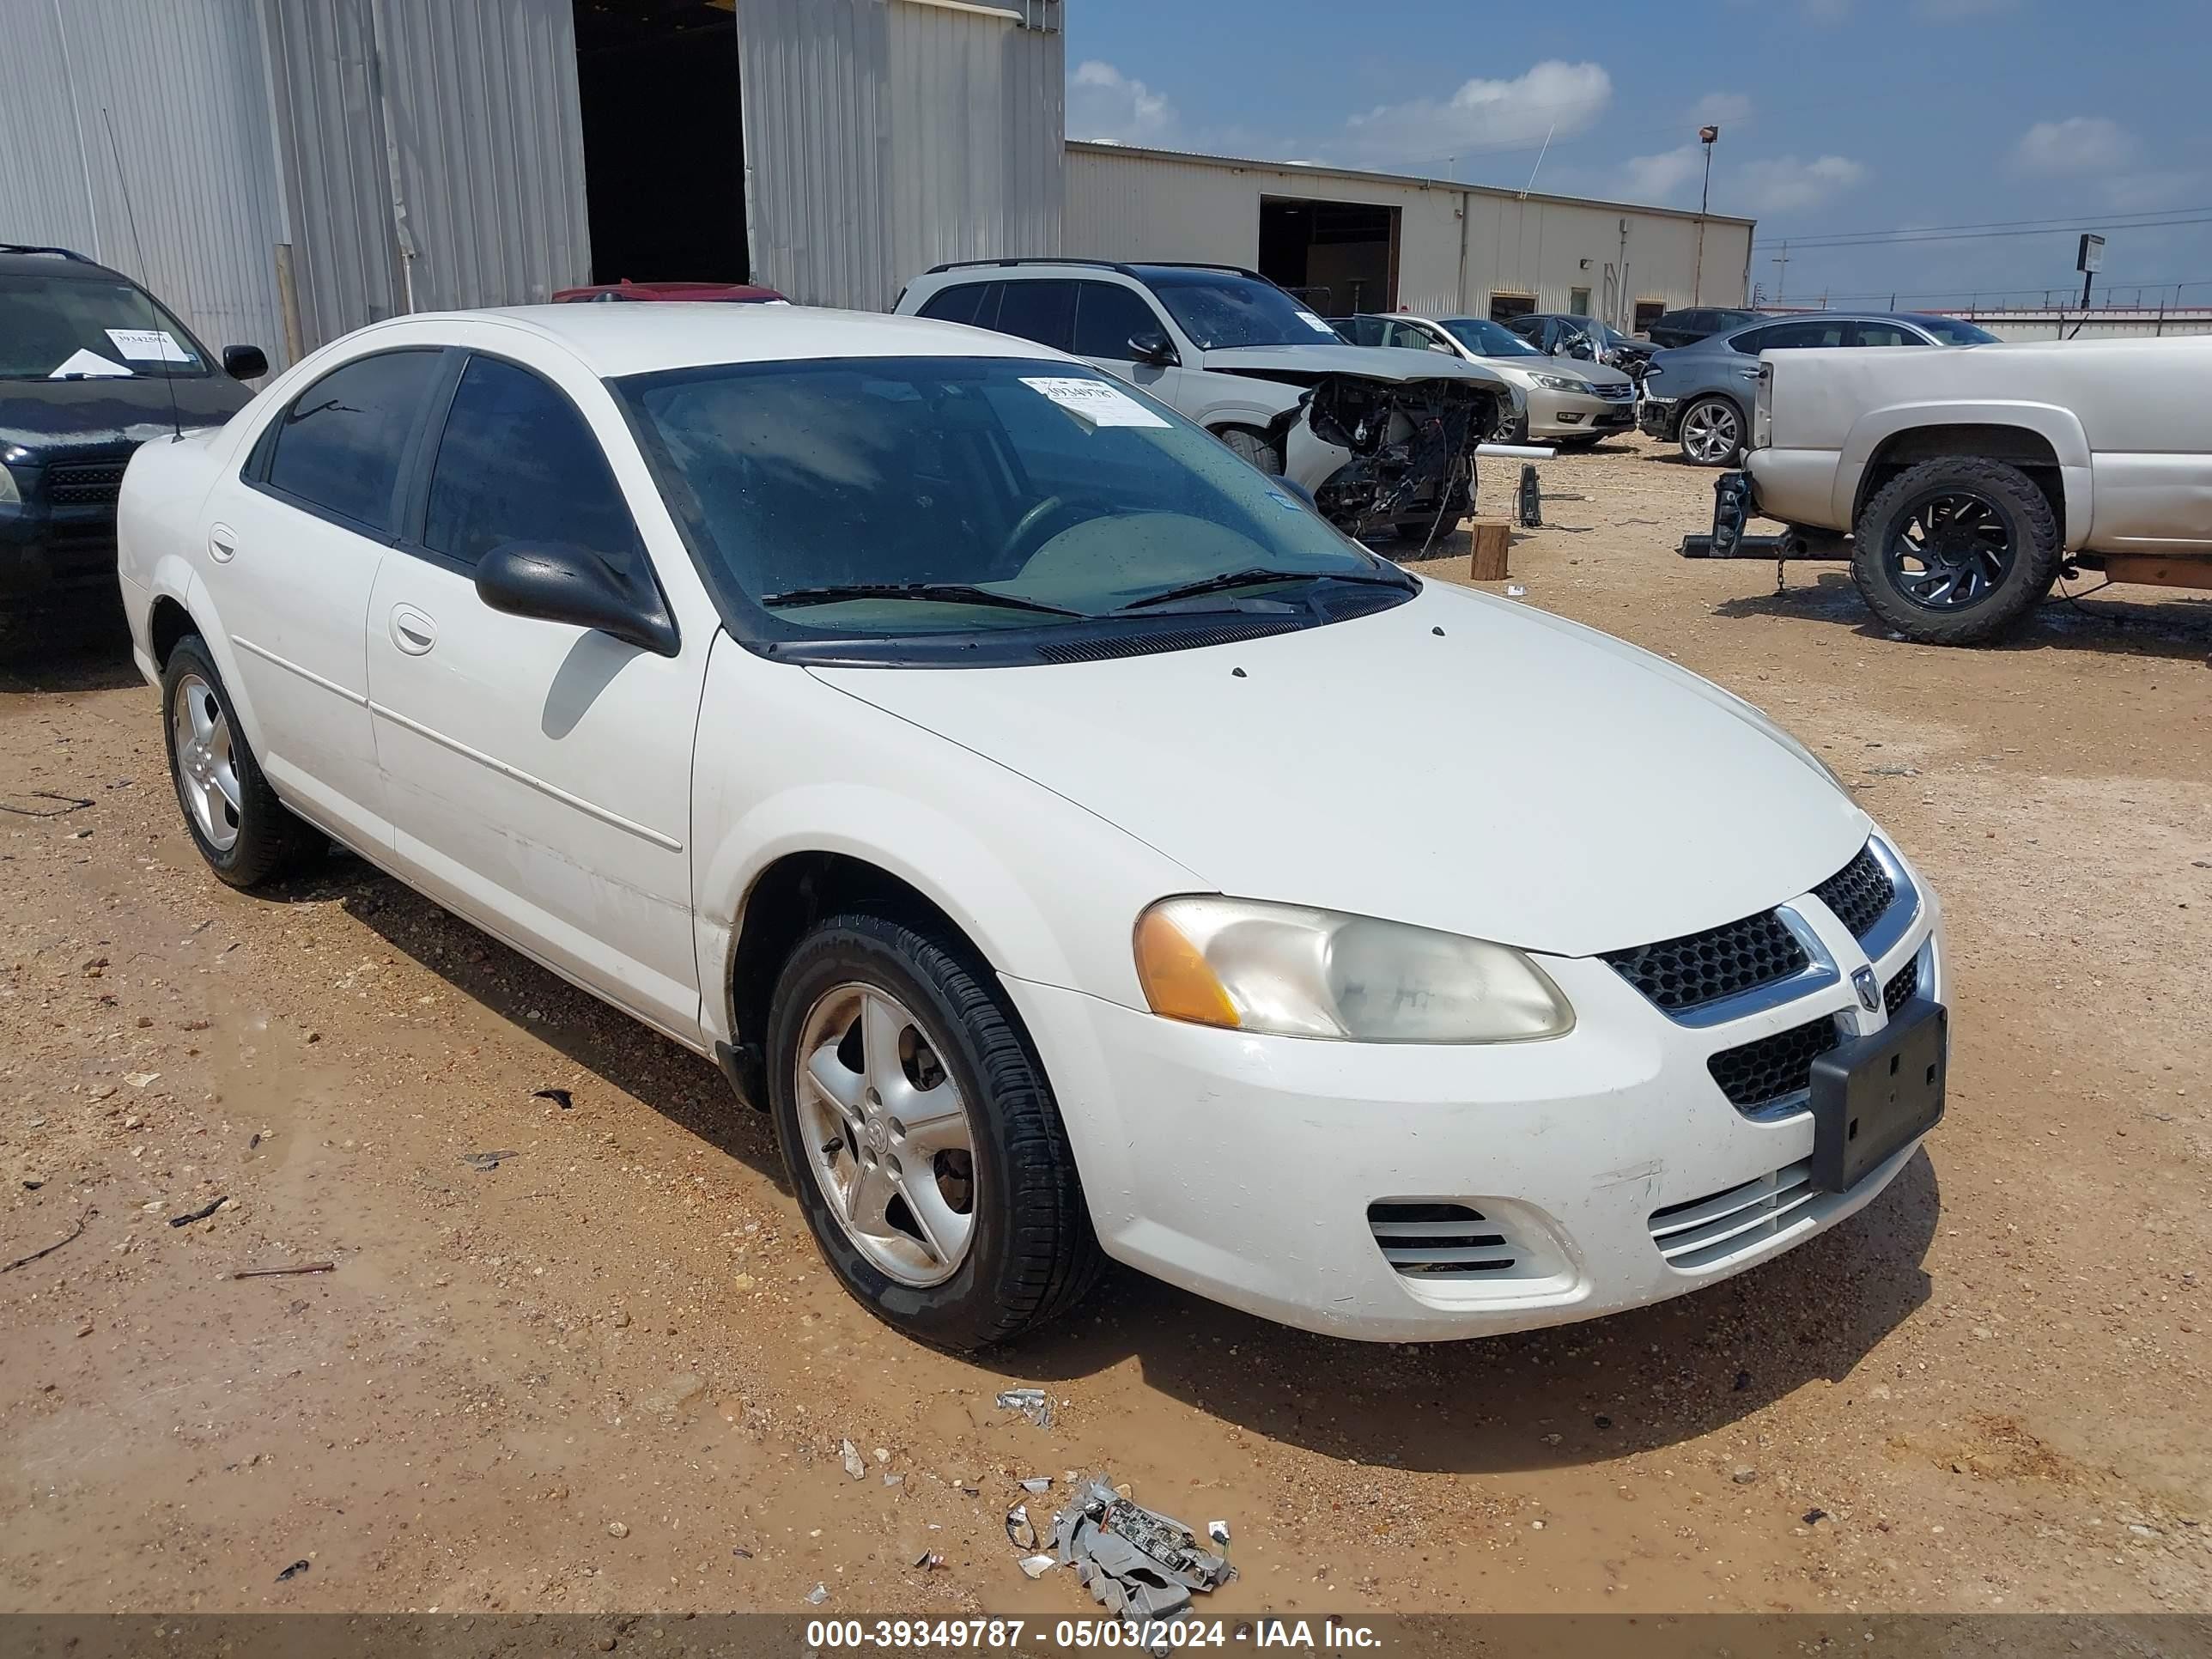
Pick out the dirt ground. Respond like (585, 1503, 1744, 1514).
(3, 433, 2209, 1620)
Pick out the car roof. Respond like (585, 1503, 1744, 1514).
(352, 302, 1065, 379)
(0, 246, 128, 282)
(1713, 309, 1952, 336)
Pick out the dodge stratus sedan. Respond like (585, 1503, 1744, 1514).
(117, 302, 1947, 1349)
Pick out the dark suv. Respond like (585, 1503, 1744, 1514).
(2, 246, 264, 605)
(1642, 307, 1763, 350)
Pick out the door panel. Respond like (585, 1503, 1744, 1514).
(201, 347, 447, 850)
(364, 351, 703, 1036)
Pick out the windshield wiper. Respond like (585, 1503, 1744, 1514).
(759, 581, 1086, 618)
(1115, 566, 1411, 612)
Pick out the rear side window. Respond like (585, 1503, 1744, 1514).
(992, 280, 1077, 352)
(916, 282, 994, 328)
(1070, 282, 1162, 358)
(264, 349, 444, 532)
(1735, 319, 1849, 353)
(422, 355, 641, 569)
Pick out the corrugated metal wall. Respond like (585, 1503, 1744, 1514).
(259, 0, 591, 348)
(0, 0, 291, 366)
(1066, 143, 1757, 320)
(739, 0, 1062, 312)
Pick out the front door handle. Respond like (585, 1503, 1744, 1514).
(209, 524, 237, 562)
(390, 604, 437, 655)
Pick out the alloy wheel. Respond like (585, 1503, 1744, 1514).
(793, 983, 977, 1286)
(1682, 401, 1740, 464)
(1882, 489, 2017, 610)
(170, 672, 242, 852)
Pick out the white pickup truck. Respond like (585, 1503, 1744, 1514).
(1680, 333, 2212, 643)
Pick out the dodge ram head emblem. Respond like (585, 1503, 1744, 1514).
(1853, 966, 1881, 1012)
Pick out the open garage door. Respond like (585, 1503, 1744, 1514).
(1257, 197, 1397, 315)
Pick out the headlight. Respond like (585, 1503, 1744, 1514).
(0, 465, 20, 506)
(1133, 896, 1574, 1043)
(1531, 374, 1592, 393)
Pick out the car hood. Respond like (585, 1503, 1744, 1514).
(1487, 356, 1634, 391)
(1198, 343, 1505, 388)
(0, 374, 252, 457)
(807, 584, 1870, 958)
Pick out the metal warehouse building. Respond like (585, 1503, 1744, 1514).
(1067, 142, 1755, 330)
(3, 0, 1747, 372)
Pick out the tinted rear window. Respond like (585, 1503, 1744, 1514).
(264, 349, 444, 532)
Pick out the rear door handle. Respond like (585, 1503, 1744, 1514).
(390, 604, 437, 655)
(209, 524, 237, 562)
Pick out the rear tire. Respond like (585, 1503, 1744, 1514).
(161, 635, 320, 889)
(767, 910, 1104, 1350)
(1214, 424, 1284, 475)
(1678, 396, 1744, 466)
(1850, 457, 2062, 645)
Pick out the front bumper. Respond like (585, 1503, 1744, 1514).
(1008, 845, 1943, 1341)
(1638, 395, 1679, 440)
(1528, 385, 1637, 441)
(1, 497, 123, 601)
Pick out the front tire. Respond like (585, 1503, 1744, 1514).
(161, 635, 319, 889)
(1678, 396, 1744, 466)
(767, 910, 1103, 1350)
(1215, 424, 1284, 475)
(1850, 458, 2062, 645)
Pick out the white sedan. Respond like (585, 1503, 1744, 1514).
(116, 303, 1948, 1348)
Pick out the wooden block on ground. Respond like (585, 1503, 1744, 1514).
(1468, 518, 1511, 581)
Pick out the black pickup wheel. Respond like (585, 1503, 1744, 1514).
(1850, 458, 2062, 645)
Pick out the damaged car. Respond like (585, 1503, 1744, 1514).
(896, 259, 1515, 545)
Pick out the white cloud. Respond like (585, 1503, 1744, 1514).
(1067, 59, 1178, 146)
(1692, 91, 1753, 126)
(1337, 60, 1613, 169)
(1735, 154, 1869, 211)
(2012, 116, 2136, 177)
(1618, 144, 1707, 205)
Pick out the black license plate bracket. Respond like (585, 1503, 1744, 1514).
(1808, 998, 1947, 1193)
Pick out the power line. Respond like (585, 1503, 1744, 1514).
(1752, 204, 2212, 246)
(1753, 209, 2212, 252)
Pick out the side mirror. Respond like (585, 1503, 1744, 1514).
(474, 542, 678, 658)
(222, 344, 269, 381)
(1127, 329, 1178, 368)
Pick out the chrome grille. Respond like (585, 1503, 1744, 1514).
(1649, 1159, 1818, 1272)
(1814, 843, 1894, 940)
(1602, 910, 1808, 1013)
(1593, 382, 1635, 401)
(1882, 957, 1920, 1015)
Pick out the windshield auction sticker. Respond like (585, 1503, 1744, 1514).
(105, 328, 191, 363)
(1020, 376, 1170, 428)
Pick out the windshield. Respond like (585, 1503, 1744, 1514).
(1917, 318, 1998, 345)
(0, 272, 211, 380)
(1144, 271, 1344, 349)
(1441, 318, 1545, 358)
(617, 356, 1399, 644)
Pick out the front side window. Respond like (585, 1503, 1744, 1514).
(0, 271, 212, 380)
(1915, 318, 1997, 345)
(617, 356, 1401, 651)
(422, 355, 641, 569)
(1144, 271, 1340, 349)
(263, 349, 445, 532)
(1735, 319, 1849, 353)
(1071, 283, 1164, 359)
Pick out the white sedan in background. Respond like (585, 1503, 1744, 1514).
(117, 302, 1947, 1348)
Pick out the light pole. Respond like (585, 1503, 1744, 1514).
(1692, 125, 1719, 304)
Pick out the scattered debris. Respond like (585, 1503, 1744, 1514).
(1733, 1370, 1753, 1392)
(1803, 1508, 1829, 1525)
(124, 1072, 160, 1089)
(232, 1262, 335, 1280)
(841, 1439, 867, 1480)
(1051, 1477, 1235, 1622)
(275, 1560, 310, 1583)
(883, 1473, 903, 1488)
(3, 1210, 90, 1273)
(1021, 1476, 1052, 1494)
(913, 1550, 945, 1571)
(1206, 1520, 1231, 1548)
(248, 1132, 263, 1151)
(460, 1150, 520, 1171)
(1018, 1553, 1058, 1579)
(168, 1195, 228, 1228)
(1731, 1466, 1759, 1485)
(21, 1178, 43, 1192)
(1594, 1414, 1613, 1430)
(607, 1521, 629, 1538)
(533, 1088, 574, 1109)
(732, 1545, 754, 1559)
(1505, 584, 1528, 597)
(805, 1583, 829, 1606)
(1006, 1502, 1039, 1553)
(2, 792, 95, 817)
(996, 1386, 1053, 1429)
(1867, 764, 1921, 778)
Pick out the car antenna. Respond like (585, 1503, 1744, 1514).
(99, 106, 183, 444)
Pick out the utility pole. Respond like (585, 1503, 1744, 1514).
(1692, 125, 1719, 304)
(1770, 240, 1790, 307)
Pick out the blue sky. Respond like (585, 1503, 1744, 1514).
(1065, 0, 2212, 313)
